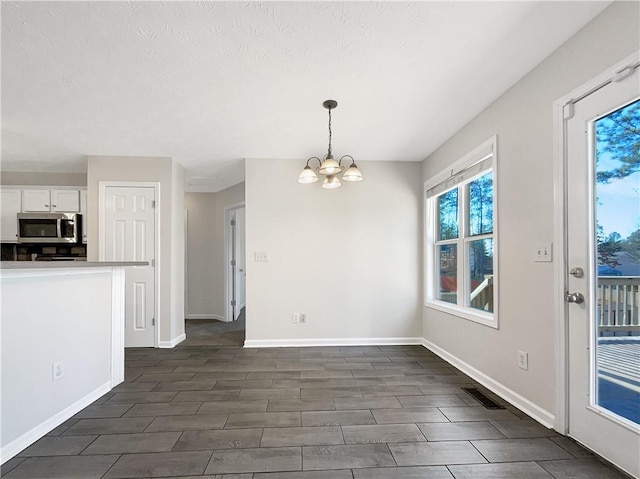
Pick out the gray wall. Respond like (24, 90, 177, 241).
(245, 159, 422, 344)
(421, 2, 639, 422)
(185, 182, 245, 320)
(1, 171, 87, 186)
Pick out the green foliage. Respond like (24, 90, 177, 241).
(438, 189, 458, 240)
(468, 173, 493, 236)
(621, 228, 640, 260)
(596, 101, 640, 183)
(597, 224, 622, 267)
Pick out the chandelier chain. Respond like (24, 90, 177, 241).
(327, 107, 332, 157)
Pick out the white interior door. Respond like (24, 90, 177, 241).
(566, 64, 639, 476)
(104, 186, 156, 347)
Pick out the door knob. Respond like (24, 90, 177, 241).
(565, 292, 585, 304)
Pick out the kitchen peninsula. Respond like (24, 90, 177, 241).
(0, 261, 146, 463)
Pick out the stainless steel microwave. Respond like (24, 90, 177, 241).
(17, 213, 81, 244)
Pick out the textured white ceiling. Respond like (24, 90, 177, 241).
(1, 1, 609, 191)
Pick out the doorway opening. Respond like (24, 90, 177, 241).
(183, 201, 246, 347)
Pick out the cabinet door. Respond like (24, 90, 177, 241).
(79, 190, 87, 243)
(52, 190, 80, 212)
(1, 189, 22, 242)
(22, 189, 51, 212)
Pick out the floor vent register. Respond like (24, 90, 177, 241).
(461, 387, 505, 409)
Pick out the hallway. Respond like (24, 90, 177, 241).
(182, 310, 245, 347)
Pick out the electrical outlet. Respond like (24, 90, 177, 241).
(517, 351, 529, 371)
(299, 313, 306, 324)
(292, 313, 306, 324)
(254, 251, 268, 262)
(534, 243, 553, 262)
(53, 361, 64, 381)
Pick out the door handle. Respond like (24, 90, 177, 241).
(565, 292, 585, 304)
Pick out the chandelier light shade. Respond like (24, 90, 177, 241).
(298, 99, 364, 189)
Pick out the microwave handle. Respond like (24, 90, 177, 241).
(57, 219, 62, 239)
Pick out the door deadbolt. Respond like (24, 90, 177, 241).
(569, 267, 584, 278)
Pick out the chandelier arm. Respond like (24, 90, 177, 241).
(306, 157, 322, 170)
(339, 155, 356, 167)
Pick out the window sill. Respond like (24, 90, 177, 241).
(425, 300, 498, 329)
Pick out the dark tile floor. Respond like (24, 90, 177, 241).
(2, 345, 631, 478)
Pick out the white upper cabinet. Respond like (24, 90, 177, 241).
(21, 189, 51, 212)
(52, 189, 80, 212)
(22, 189, 80, 212)
(1, 189, 21, 242)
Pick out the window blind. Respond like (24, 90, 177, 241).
(426, 155, 493, 198)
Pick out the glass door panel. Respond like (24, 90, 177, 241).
(594, 99, 640, 425)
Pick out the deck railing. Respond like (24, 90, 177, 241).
(470, 275, 493, 312)
(597, 277, 640, 336)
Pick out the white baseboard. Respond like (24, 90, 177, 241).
(186, 314, 224, 321)
(1, 382, 111, 464)
(244, 337, 423, 348)
(421, 338, 555, 428)
(159, 333, 186, 349)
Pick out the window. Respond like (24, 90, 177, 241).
(425, 137, 497, 327)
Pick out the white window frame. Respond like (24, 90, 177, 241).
(424, 136, 498, 328)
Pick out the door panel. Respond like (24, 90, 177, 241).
(566, 65, 639, 476)
(104, 187, 156, 347)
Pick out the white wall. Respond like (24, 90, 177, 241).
(87, 155, 185, 345)
(185, 183, 245, 320)
(0, 171, 87, 187)
(1, 269, 113, 461)
(245, 159, 422, 345)
(421, 1, 639, 422)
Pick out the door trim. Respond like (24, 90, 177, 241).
(224, 201, 245, 323)
(98, 181, 161, 348)
(552, 51, 640, 434)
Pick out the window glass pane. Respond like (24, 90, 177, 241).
(594, 98, 640, 425)
(438, 244, 457, 304)
(468, 238, 494, 312)
(438, 189, 458, 240)
(468, 172, 493, 236)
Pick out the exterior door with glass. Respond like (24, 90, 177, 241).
(566, 63, 639, 476)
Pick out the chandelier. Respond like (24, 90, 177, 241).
(298, 100, 364, 189)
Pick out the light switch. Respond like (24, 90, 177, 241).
(254, 251, 268, 262)
(534, 243, 552, 262)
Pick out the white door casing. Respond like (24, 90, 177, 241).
(235, 207, 246, 315)
(564, 61, 639, 476)
(225, 203, 245, 322)
(101, 184, 157, 348)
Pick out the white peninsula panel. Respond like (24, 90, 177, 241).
(0, 264, 131, 463)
